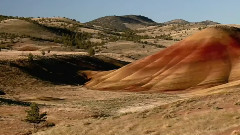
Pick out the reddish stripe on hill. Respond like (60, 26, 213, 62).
(86, 26, 240, 92)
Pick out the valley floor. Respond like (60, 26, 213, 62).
(2, 83, 240, 135)
(1, 53, 240, 135)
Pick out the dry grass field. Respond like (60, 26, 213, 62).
(0, 19, 57, 39)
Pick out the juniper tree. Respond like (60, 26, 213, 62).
(25, 103, 47, 124)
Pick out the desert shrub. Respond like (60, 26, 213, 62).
(119, 30, 151, 43)
(235, 101, 240, 106)
(10, 39, 14, 43)
(91, 111, 111, 119)
(28, 53, 34, 61)
(109, 35, 119, 42)
(0, 90, 5, 95)
(155, 34, 173, 40)
(88, 47, 95, 56)
(155, 44, 165, 48)
(41, 50, 45, 56)
(174, 39, 180, 41)
(121, 30, 140, 42)
(44, 122, 55, 127)
(25, 103, 47, 124)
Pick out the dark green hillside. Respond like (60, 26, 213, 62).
(86, 15, 157, 31)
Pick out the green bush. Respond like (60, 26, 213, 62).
(25, 103, 47, 124)
(28, 53, 34, 61)
(88, 47, 95, 56)
(41, 50, 45, 56)
(155, 34, 173, 40)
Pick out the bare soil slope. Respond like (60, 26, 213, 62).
(86, 26, 240, 92)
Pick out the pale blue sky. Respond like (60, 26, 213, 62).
(0, 0, 239, 24)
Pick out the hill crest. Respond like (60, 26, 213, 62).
(164, 19, 220, 25)
(86, 15, 157, 31)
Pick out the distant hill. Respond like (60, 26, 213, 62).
(0, 19, 58, 40)
(164, 19, 220, 25)
(0, 17, 99, 50)
(195, 20, 220, 25)
(86, 15, 157, 31)
(0, 15, 85, 41)
(32, 17, 82, 28)
(164, 19, 190, 25)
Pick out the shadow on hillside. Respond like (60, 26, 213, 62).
(10, 55, 129, 85)
(0, 98, 30, 106)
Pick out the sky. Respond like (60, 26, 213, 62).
(0, 0, 239, 24)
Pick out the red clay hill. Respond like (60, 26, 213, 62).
(86, 26, 240, 92)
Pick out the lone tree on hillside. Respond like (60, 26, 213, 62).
(25, 103, 47, 124)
